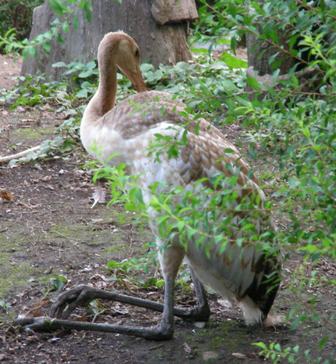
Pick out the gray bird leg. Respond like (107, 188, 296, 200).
(46, 268, 209, 321)
(16, 268, 210, 339)
(17, 277, 176, 340)
(188, 268, 210, 322)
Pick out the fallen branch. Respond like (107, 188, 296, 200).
(0, 145, 41, 164)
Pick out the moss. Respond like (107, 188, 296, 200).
(184, 321, 248, 353)
(49, 223, 99, 243)
(0, 230, 35, 298)
(0, 263, 34, 297)
(12, 126, 54, 142)
(0, 205, 151, 300)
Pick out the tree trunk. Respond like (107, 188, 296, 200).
(246, 32, 295, 76)
(22, 0, 196, 80)
(151, 0, 198, 25)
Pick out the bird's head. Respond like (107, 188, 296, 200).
(98, 31, 147, 92)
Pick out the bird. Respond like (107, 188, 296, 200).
(19, 31, 281, 340)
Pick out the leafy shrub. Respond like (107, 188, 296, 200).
(0, 0, 43, 41)
(0, 0, 93, 56)
(190, 0, 336, 261)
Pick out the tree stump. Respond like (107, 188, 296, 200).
(22, 0, 198, 80)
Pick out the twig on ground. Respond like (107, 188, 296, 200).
(0, 145, 41, 164)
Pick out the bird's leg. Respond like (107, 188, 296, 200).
(16, 249, 210, 337)
(48, 284, 192, 320)
(17, 276, 176, 340)
(49, 268, 210, 321)
(156, 276, 174, 337)
(16, 277, 209, 337)
(17, 269, 210, 330)
(16, 246, 180, 340)
(188, 268, 210, 322)
(47, 266, 209, 322)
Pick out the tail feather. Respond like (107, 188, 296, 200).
(239, 297, 263, 326)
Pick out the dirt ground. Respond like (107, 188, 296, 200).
(0, 55, 335, 363)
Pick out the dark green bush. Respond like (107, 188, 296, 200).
(0, 0, 43, 40)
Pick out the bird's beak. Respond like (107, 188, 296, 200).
(118, 65, 147, 92)
(131, 71, 147, 92)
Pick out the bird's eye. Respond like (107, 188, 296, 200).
(134, 49, 140, 58)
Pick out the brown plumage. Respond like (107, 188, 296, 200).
(81, 31, 281, 328)
(20, 32, 281, 339)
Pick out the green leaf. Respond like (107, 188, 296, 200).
(302, 127, 310, 138)
(48, 0, 67, 16)
(246, 75, 261, 90)
(22, 46, 36, 59)
(274, 343, 281, 351)
(62, 21, 70, 33)
(107, 260, 123, 270)
(299, 244, 319, 254)
(52, 61, 67, 68)
(191, 47, 209, 54)
(78, 70, 95, 78)
(73, 15, 79, 30)
(128, 187, 144, 205)
(42, 43, 52, 53)
(49, 274, 68, 291)
(221, 79, 238, 93)
(76, 88, 89, 98)
(220, 52, 247, 69)
(79, 0, 93, 21)
(177, 221, 185, 231)
(253, 342, 267, 350)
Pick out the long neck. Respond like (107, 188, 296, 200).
(84, 52, 117, 122)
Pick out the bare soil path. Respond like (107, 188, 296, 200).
(0, 55, 335, 363)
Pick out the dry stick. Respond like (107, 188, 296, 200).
(0, 145, 41, 164)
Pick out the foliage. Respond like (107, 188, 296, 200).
(0, 0, 43, 42)
(254, 342, 301, 364)
(190, 1, 336, 361)
(1, 75, 67, 107)
(195, 0, 336, 77)
(0, 70, 81, 164)
(190, 0, 336, 259)
(0, 299, 11, 314)
(141, 59, 246, 123)
(241, 96, 336, 258)
(52, 60, 98, 98)
(0, 29, 24, 55)
(0, 0, 93, 56)
(0, 18, 70, 57)
(48, 274, 68, 293)
(106, 250, 191, 292)
(76, 0, 335, 359)
(1, 0, 334, 261)
(93, 158, 280, 297)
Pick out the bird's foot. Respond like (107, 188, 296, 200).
(15, 315, 174, 340)
(186, 304, 211, 322)
(50, 284, 96, 319)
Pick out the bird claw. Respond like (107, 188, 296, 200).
(50, 284, 94, 319)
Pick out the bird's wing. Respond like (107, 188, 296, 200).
(109, 91, 262, 196)
(114, 93, 280, 314)
(181, 120, 263, 198)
